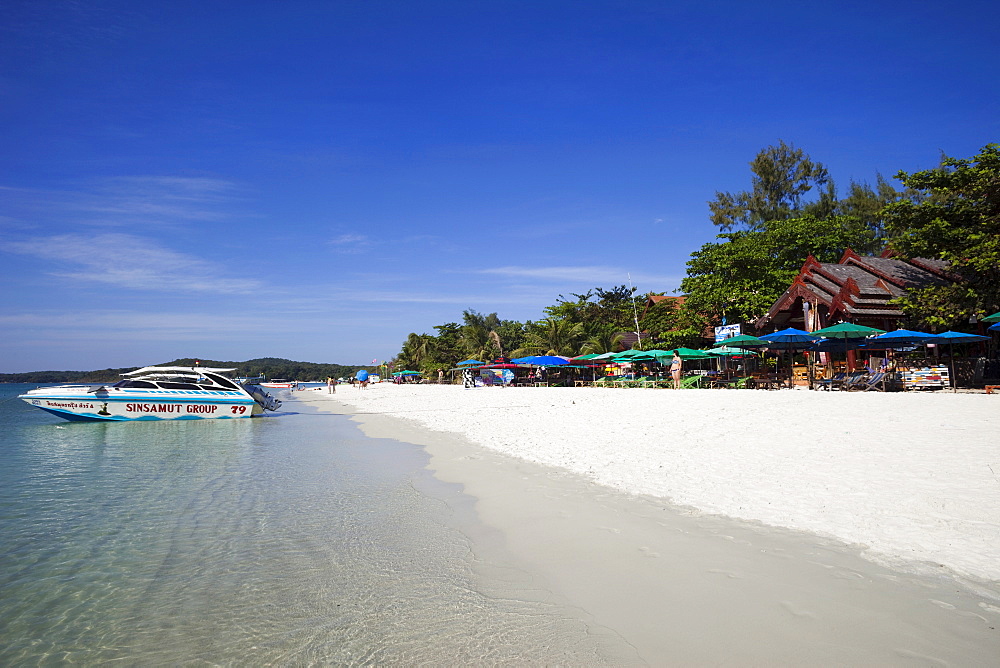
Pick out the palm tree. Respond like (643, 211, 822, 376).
(512, 318, 585, 357)
(460, 310, 503, 361)
(400, 332, 435, 369)
(580, 328, 624, 355)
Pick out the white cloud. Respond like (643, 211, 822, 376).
(328, 233, 372, 253)
(6, 233, 262, 294)
(0, 175, 242, 229)
(478, 265, 682, 288)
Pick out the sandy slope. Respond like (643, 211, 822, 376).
(314, 383, 1000, 585)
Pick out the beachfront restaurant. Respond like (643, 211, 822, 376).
(755, 250, 996, 389)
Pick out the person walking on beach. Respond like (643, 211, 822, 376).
(327, 376, 335, 394)
(670, 351, 683, 389)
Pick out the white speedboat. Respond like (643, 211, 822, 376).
(259, 379, 297, 388)
(18, 366, 282, 422)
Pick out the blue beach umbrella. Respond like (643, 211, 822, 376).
(510, 355, 570, 366)
(989, 322, 1000, 332)
(456, 359, 483, 367)
(759, 328, 818, 384)
(866, 329, 939, 348)
(934, 331, 991, 391)
(760, 327, 818, 345)
(355, 369, 369, 381)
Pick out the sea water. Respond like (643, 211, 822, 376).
(0, 385, 628, 665)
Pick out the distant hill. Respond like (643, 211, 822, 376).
(0, 358, 373, 384)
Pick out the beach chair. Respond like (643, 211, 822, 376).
(856, 371, 900, 391)
(834, 371, 867, 391)
(680, 374, 703, 389)
(812, 372, 846, 391)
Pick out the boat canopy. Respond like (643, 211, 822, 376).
(124, 366, 237, 376)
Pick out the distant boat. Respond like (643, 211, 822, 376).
(19, 366, 282, 421)
(259, 379, 298, 388)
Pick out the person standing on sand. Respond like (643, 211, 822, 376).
(670, 351, 683, 389)
(327, 377, 335, 394)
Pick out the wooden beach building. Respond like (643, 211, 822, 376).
(756, 249, 955, 333)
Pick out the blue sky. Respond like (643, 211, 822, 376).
(2, 1, 997, 372)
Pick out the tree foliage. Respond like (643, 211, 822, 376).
(709, 140, 832, 231)
(512, 318, 586, 357)
(681, 215, 881, 326)
(638, 298, 706, 349)
(883, 143, 1000, 328)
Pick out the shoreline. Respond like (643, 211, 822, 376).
(303, 383, 1000, 586)
(292, 388, 1000, 664)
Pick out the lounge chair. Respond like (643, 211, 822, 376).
(855, 371, 900, 391)
(834, 371, 868, 391)
(680, 374, 703, 389)
(813, 372, 846, 391)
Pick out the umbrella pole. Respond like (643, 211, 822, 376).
(950, 342, 957, 393)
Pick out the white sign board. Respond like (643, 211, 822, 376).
(714, 323, 742, 343)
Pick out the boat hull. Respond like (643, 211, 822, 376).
(19, 387, 260, 421)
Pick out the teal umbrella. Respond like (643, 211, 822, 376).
(706, 346, 757, 357)
(981, 311, 1000, 324)
(656, 347, 715, 360)
(811, 322, 885, 339)
(570, 353, 606, 361)
(717, 333, 767, 348)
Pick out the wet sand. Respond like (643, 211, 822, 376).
(296, 390, 1000, 665)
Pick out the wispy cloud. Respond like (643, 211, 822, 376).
(328, 233, 372, 253)
(478, 265, 682, 288)
(6, 233, 263, 294)
(0, 175, 242, 229)
(80, 176, 240, 223)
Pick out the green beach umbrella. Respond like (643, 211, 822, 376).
(569, 353, 606, 361)
(705, 346, 757, 357)
(656, 347, 715, 360)
(716, 333, 767, 348)
(981, 311, 1000, 323)
(611, 349, 649, 359)
(811, 322, 886, 338)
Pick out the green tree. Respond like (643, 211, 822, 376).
(638, 297, 708, 349)
(459, 310, 502, 361)
(512, 318, 585, 357)
(543, 285, 638, 332)
(709, 140, 832, 231)
(423, 323, 462, 371)
(835, 174, 904, 240)
(579, 327, 624, 355)
(398, 332, 436, 370)
(681, 215, 881, 326)
(883, 143, 1000, 327)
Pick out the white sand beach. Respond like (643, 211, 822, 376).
(313, 384, 1000, 585)
(294, 384, 1000, 663)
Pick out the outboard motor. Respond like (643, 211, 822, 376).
(239, 380, 282, 413)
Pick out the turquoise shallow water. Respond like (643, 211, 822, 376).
(0, 385, 625, 665)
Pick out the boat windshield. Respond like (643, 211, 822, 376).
(157, 381, 202, 390)
(202, 372, 239, 390)
(113, 380, 157, 388)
